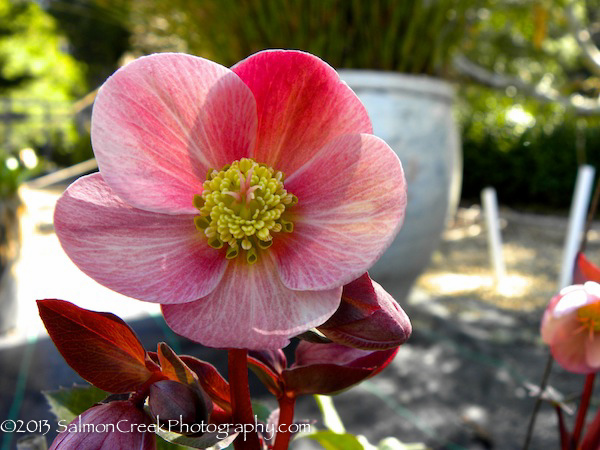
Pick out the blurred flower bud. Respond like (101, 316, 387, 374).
(50, 401, 155, 449)
(542, 282, 600, 374)
(148, 380, 209, 435)
(317, 273, 411, 350)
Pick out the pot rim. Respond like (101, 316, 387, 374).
(338, 69, 455, 102)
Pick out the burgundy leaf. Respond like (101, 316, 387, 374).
(38, 300, 157, 393)
(179, 355, 232, 414)
(247, 354, 284, 398)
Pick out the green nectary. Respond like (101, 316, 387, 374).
(194, 158, 297, 264)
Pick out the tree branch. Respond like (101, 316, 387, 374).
(452, 53, 600, 115)
(566, 1, 600, 75)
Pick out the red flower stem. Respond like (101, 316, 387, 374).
(273, 395, 296, 450)
(572, 373, 596, 448)
(553, 404, 570, 450)
(580, 404, 600, 450)
(228, 349, 261, 450)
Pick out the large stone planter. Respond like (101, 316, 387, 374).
(0, 196, 21, 335)
(339, 71, 462, 300)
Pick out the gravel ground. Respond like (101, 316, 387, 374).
(293, 206, 600, 450)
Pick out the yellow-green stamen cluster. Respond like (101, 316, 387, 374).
(577, 302, 600, 336)
(194, 158, 297, 264)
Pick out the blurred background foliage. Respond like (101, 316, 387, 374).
(3, 0, 600, 210)
(0, 0, 86, 197)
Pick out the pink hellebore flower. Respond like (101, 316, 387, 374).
(541, 282, 600, 374)
(54, 50, 406, 349)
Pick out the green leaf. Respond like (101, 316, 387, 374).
(43, 384, 108, 423)
(377, 437, 428, 450)
(155, 435, 192, 450)
(303, 431, 365, 450)
(156, 428, 237, 450)
(314, 395, 345, 434)
(251, 401, 273, 424)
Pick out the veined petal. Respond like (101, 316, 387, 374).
(275, 134, 406, 290)
(54, 173, 226, 304)
(92, 53, 257, 214)
(232, 50, 372, 176)
(162, 256, 342, 349)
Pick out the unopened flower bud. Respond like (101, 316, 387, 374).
(148, 380, 209, 435)
(317, 273, 411, 350)
(50, 401, 155, 449)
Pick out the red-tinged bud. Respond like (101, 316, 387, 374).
(148, 380, 209, 435)
(50, 401, 155, 449)
(282, 341, 399, 396)
(248, 342, 398, 398)
(317, 273, 411, 350)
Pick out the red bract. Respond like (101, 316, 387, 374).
(249, 341, 398, 398)
(541, 282, 600, 373)
(317, 273, 411, 350)
(53, 50, 407, 349)
(37, 299, 160, 393)
(50, 401, 156, 450)
(574, 252, 600, 284)
(39, 300, 234, 443)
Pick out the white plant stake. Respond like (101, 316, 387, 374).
(482, 187, 506, 284)
(559, 164, 596, 289)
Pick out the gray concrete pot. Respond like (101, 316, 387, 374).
(339, 71, 462, 300)
(0, 196, 21, 335)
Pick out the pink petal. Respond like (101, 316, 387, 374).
(540, 308, 565, 345)
(92, 53, 257, 214)
(586, 337, 600, 368)
(274, 134, 406, 290)
(54, 173, 226, 304)
(162, 255, 342, 349)
(553, 287, 590, 317)
(232, 50, 372, 176)
(549, 315, 595, 374)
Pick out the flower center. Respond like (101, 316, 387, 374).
(194, 158, 297, 264)
(577, 302, 600, 334)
